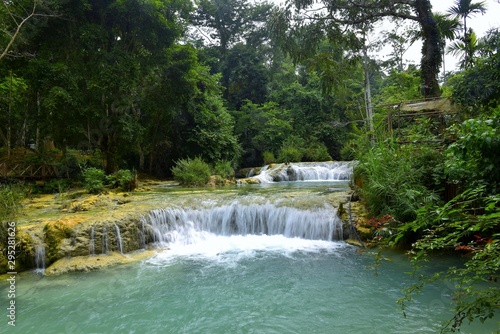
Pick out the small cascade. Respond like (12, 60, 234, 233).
(89, 226, 95, 256)
(142, 202, 342, 246)
(246, 168, 255, 178)
(114, 223, 124, 254)
(34, 243, 46, 273)
(102, 227, 109, 255)
(252, 161, 354, 183)
(253, 165, 273, 183)
(139, 218, 146, 249)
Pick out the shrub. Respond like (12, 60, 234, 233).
(277, 146, 303, 163)
(445, 109, 500, 194)
(303, 143, 332, 162)
(0, 184, 25, 221)
(171, 157, 211, 186)
(38, 179, 70, 194)
(82, 167, 106, 194)
(262, 151, 275, 165)
(354, 141, 438, 222)
(107, 169, 138, 191)
(213, 160, 234, 179)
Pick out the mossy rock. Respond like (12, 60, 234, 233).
(44, 220, 77, 265)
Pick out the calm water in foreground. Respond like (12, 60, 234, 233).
(2, 237, 499, 333)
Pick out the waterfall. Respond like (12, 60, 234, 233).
(246, 168, 255, 178)
(142, 202, 342, 246)
(102, 228, 109, 254)
(89, 226, 95, 256)
(139, 218, 146, 249)
(251, 161, 354, 183)
(34, 243, 46, 273)
(114, 223, 124, 254)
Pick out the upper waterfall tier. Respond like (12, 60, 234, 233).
(252, 161, 354, 183)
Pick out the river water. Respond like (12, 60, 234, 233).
(1, 163, 498, 333)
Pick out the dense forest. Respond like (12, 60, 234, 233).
(1, 0, 500, 331)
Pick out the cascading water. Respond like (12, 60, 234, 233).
(114, 223, 124, 254)
(142, 202, 343, 247)
(34, 243, 46, 273)
(139, 218, 146, 249)
(89, 226, 95, 256)
(249, 161, 354, 183)
(102, 227, 109, 254)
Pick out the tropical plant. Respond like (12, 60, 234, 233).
(213, 160, 235, 179)
(432, 12, 461, 75)
(262, 151, 275, 165)
(107, 169, 138, 191)
(447, 0, 487, 40)
(0, 183, 24, 222)
(447, 29, 482, 69)
(171, 157, 211, 186)
(445, 109, 500, 194)
(82, 167, 106, 194)
(354, 140, 439, 222)
(451, 28, 500, 108)
(393, 187, 500, 331)
(447, 0, 487, 69)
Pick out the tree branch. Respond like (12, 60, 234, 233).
(1, 1, 38, 61)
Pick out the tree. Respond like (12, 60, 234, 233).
(190, 0, 273, 102)
(23, 0, 193, 173)
(1, 0, 38, 60)
(448, 29, 482, 69)
(223, 43, 269, 109)
(452, 28, 500, 108)
(432, 12, 460, 75)
(272, 0, 443, 97)
(382, 22, 420, 72)
(448, 0, 487, 40)
(447, 0, 487, 69)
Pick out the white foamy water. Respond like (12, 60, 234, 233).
(250, 161, 355, 183)
(147, 233, 348, 266)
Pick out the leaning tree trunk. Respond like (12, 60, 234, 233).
(415, 0, 441, 97)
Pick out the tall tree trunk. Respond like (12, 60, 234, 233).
(362, 46, 374, 136)
(415, 0, 441, 97)
(36, 91, 41, 150)
(104, 134, 118, 174)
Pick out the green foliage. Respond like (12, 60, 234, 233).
(189, 94, 242, 163)
(171, 157, 211, 187)
(107, 169, 138, 191)
(82, 167, 106, 194)
(277, 146, 303, 163)
(445, 109, 500, 193)
(374, 69, 423, 104)
(451, 29, 500, 108)
(213, 160, 235, 179)
(394, 186, 500, 331)
(262, 151, 275, 165)
(0, 183, 24, 222)
(354, 141, 439, 222)
(38, 179, 70, 195)
(303, 142, 332, 162)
